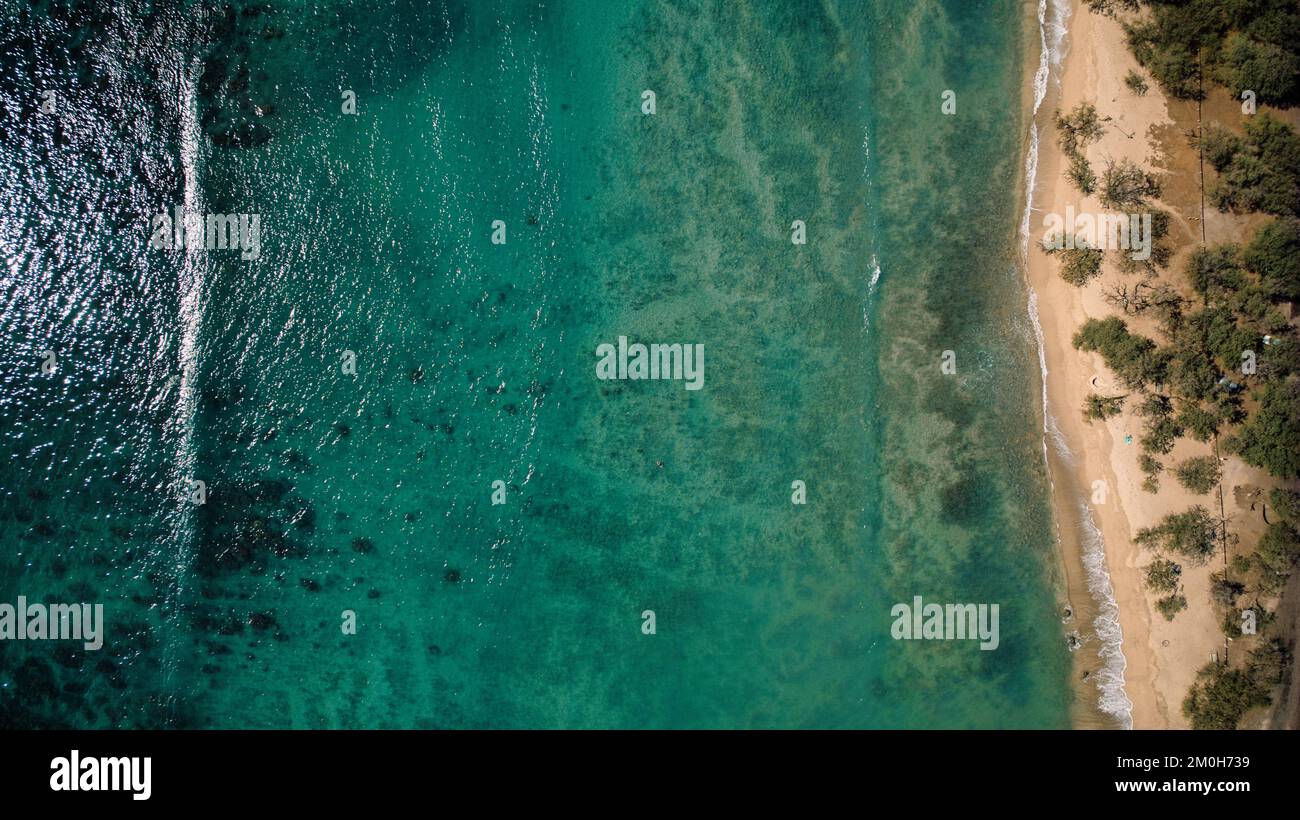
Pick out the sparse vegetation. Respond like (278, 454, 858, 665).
(1124, 69, 1149, 96)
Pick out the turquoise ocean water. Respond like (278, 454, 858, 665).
(0, 0, 1072, 728)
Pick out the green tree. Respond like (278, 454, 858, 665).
(1176, 403, 1219, 442)
(1083, 393, 1126, 421)
(1242, 219, 1300, 303)
(1085, 0, 1139, 17)
(1073, 316, 1169, 389)
(1255, 522, 1300, 592)
(1139, 452, 1163, 494)
(1136, 506, 1221, 564)
(1234, 377, 1300, 479)
(1183, 665, 1271, 729)
(1249, 639, 1289, 686)
(1100, 157, 1161, 209)
(1137, 393, 1183, 455)
(1209, 114, 1300, 218)
(1269, 488, 1300, 526)
(1184, 244, 1245, 301)
(1213, 32, 1299, 106)
(1174, 455, 1221, 494)
(1201, 124, 1243, 172)
(1055, 102, 1106, 157)
(1208, 570, 1244, 607)
(1067, 153, 1098, 195)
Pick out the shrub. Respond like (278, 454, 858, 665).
(1144, 558, 1180, 593)
(1124, 69, 1149, 96)
(1208, 571, 1244, 607)
(1043, 240, 1105, 286)
(1234, 377, 1300, 479)
(1155, 593, 1187, 621)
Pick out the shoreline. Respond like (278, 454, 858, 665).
(1020, 0, 1135, 730)
(1024, 0, 1175, 729)
(1023, 0, 1178, 729)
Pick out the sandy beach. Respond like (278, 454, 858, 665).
(1024, 1, 1286, 728)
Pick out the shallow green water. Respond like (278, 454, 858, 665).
(0, 0, 1070, 728)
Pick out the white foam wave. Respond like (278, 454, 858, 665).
(172, 57, 207, 515)
(1079, 503, 1135, 727)
(159, 57, 209, 705)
